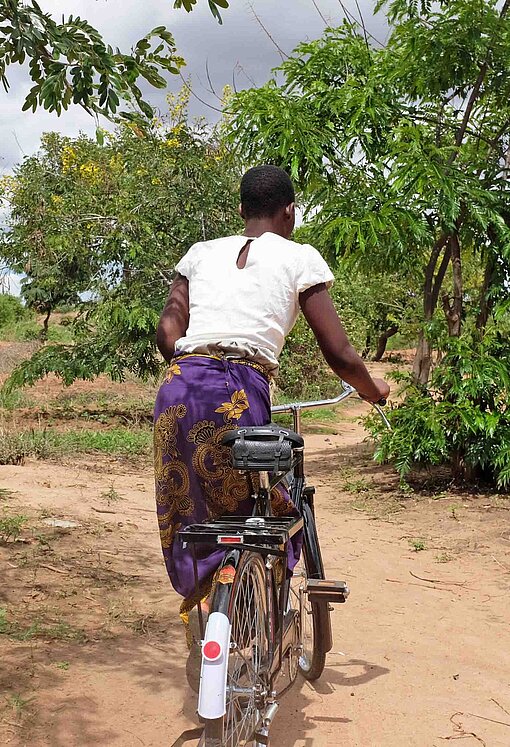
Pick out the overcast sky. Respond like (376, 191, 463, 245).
(1, 0, 387, 176)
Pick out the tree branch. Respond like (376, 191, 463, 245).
(248, 4, 288, 61)
(448, 0, 510, 164)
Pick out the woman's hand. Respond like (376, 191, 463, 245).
(359, 377, 390, 404)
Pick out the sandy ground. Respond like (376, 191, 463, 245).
(1, 399, 510, 746)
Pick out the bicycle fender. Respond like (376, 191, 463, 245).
(197, 611, 231, 720)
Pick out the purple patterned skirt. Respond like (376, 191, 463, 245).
(154, 354, 299, 603)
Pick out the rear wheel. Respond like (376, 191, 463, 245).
(203, 552, 270, 747)
(297, 502, 331, 681)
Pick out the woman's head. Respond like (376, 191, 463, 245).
(240, 165, 295, 238)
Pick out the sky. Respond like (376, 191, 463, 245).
(0, 0, 388, 175)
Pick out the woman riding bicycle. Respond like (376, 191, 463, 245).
(154, 165, 389, 658)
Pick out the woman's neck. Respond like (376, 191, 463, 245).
(243, 218, 283, 238)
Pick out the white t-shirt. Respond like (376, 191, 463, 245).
(174, 232, 334, 374)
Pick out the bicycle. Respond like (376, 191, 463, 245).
(178, 382, 389, 747)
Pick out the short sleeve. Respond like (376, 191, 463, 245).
(175, 242, 201, 279)
(295, 244, 334, 294)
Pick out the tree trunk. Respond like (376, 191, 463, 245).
(362, 333, 371, 359)
(412, 236, 450, 385)
(476, 246, 496, 333)
(41, 308, 51, 340)
(412, 334, 433, 385)
(441, 233, 463, 337)
(373, 324, 398, 361)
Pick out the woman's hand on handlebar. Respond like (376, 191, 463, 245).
(359, 378, 390, 405)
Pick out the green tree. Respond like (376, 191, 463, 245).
(0, 0, 229, 120)
(226, 0, 510, 385)
(0, 91, 242, 385)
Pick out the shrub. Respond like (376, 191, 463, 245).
(0, 513, 27, 542)
(366, 331, 510, 488)
(278, 314, 338, 401)
(0, 293, 29, 328)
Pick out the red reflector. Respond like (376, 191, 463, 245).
(203, 640, 221, 660)
(218, 535, 243, 544)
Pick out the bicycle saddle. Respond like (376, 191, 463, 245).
(221, 424, 304, 449)
(222, 425, 303, 472)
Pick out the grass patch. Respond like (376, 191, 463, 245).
(342, 476, 371, 494)
(0, 319, 40, 342)
(0, 426, 152, 463)
(0, 319, 74, 343)
(0, 608, 86, 642)
(55, 428, 152, 456)
(436, 552, 454, 563)
(409, 538, 427, 552)
(0, 387, 33, 411)
(8, 693, 34, 717)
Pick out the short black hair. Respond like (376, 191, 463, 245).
(240, 165, 295, 219)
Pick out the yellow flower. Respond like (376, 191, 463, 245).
(61, 145, 77, 173)
(109, 154, 124, 173)
(78, 160, 102, 185)
(0, 174, 17, 197)
(165, 137, 180, 148)
(215, 389, 250, 422)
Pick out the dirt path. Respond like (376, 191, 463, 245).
(2, 409, 510, 746)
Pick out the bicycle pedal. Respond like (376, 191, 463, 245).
(306, 579, 350, 603)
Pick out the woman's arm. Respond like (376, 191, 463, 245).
(299, 283, 389, 402)
(156, 274, 190, 364)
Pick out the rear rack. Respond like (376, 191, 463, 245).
(179, 515, 303, 556)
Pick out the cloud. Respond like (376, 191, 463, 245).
(1, 0, 387, 173)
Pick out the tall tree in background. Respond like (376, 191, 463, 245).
(0, 0, 228, 120)
(227, 0, 510, 385)
(0, 91, 241, 384)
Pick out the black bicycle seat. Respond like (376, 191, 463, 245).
(221, 424, 304, 449)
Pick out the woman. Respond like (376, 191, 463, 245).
(154, 165, 389, 650)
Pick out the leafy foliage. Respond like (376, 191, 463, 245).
(0, 512, 27, 542)
(174, 0, 230, 24)
(0, 1, 186, 122)
(225, 0, 510, 485)
(226, 1, 510, 383)
(366, 330, 510, 488)
(1, 93, 242, 387)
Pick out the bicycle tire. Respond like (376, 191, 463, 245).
(203, 552, 270, 747)
(298, 501, 332, 681)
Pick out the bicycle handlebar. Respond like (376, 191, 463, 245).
(271, 381, 391, 430)
(271, 380, 357, 414)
